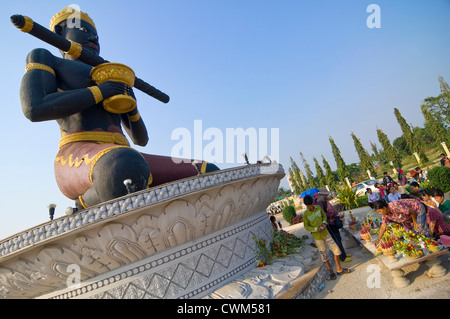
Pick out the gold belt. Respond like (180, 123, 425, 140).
(59, 131, 130, 149)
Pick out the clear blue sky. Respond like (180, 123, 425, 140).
(1, 0, 449, 239)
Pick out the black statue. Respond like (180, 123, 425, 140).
(17, 7, 218, 210)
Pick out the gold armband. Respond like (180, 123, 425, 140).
(25, 63, 56, 77)
(87, 86, 104, 104)
(127, 111, 141, 122)
(20, 16, 34, 33)
(65, 40, 82, 59)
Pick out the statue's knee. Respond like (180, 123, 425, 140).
(92, 148, 150, 199)
(205, 162, 220, 173)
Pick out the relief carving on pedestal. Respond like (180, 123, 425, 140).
(0, 175, 280, 299)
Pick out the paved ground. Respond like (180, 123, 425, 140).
(312, 242, 450, 299)
(278, 214, 450, 299)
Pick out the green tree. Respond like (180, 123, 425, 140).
(293, 157, 309, 193)
(393, 136, 411, 158)
(322, 155, 337, 191)
(282, 206, 297, 225)
(376, 127, 402, 168)
(438, 76, 450, 124)
(329, 136, 350, 183)
(421, 102, 449, 145)
(370, 141, 388, 165)
(300, 152, 317, 189)
(346, 163, 364, 181)
(289, 157, 304, 194)
(394, 108, 429, 164)
(278, 187, 290, 198)
(412, 125, 436, 146)
(288, 168, 298, 194)
(313, 157, 326, 187)
(351, 131, 376, 178)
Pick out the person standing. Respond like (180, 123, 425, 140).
(382, 172, 394, 186)
(316, 188, 351, 263)
(440, 153, 450, 168)
(303, 195, 352, 281)
(397, 169, 407, 186)
(270, 215, 279, 231)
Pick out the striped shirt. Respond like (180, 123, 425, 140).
(427, 206, 450, 235)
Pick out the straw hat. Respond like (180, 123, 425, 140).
(318, 187, 332, 195)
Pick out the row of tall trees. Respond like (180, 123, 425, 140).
(288, 77, 450, 194)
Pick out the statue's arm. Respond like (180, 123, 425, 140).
(20, 48, 96, 121)
(120, 106, 149, 147)
(20, 48, 128, 122)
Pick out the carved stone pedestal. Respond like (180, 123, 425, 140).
(0, 163, 284, 299)
(42, 211, 272, 299)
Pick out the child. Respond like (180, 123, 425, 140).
(270, 215, 279, 231)
(375, 183, 388, 203)
(302, 195, 351, 280)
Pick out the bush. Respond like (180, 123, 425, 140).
(356, 194, 369, 208)
(404, 185, 412, 193)
(282, 206, 296, 225)
(427, 166, 450, 192)
(335, 185, 358, 210)
(254, 231, 305, 267)
(419, 181, 431, 190)
(270, 230, 304, 258)
(292, 214, 303, 224)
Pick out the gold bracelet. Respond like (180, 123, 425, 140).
(25, 62, 56, 77)
(127, 111, 141, 122)
(65, 40, 82, 59)
(87, 86, 103, 104)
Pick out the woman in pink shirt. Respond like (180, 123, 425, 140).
(373, 199, 431, 244)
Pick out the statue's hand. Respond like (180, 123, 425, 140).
(97, 81, 127, 99)
(125, 85, 137, 102)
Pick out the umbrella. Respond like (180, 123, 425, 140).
(300, 188, 319, 198)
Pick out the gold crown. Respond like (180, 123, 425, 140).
(50, 7, 96, 31)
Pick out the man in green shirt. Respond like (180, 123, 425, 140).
(433, 189, 450, 213)
(303, 195, 351, 280)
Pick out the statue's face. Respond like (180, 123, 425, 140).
(57, 20, 100, 57)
